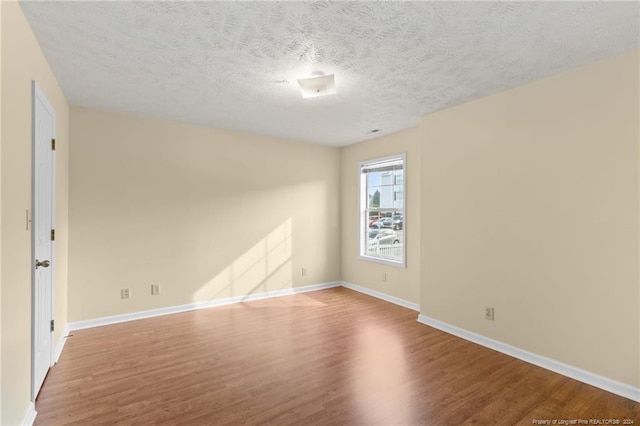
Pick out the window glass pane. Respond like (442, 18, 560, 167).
(360, 155, 405, 266)
(379, 186, 394, 208)
(395, 169, 404, 185)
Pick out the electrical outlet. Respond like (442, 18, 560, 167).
(301, 267, 307, 276)
(151, 284, 161, 295)
(485, 307, 495, 321)
(381, 272, 387, 282)
(121, 288, 130, 299)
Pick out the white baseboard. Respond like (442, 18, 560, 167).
(54, 324, 70, 363)
(22, 402, 37, 426)
(341, 281, 419, 311)
(417, 314, 640, 403)
(68, 281, 342, 331)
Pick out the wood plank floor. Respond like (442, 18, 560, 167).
(35, 287, 639, 425)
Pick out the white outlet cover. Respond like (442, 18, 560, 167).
(485, 307, 495, 320)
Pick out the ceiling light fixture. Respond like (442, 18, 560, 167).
(296, 74, 336, 99)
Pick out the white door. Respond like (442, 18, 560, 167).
(32, 81, 55, 400)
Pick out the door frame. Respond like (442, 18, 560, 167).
(31, 80, 56, 401)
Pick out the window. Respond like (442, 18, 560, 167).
(359, 154, 405, 267)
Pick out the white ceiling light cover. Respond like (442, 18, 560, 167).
(297, 74, 336, 99)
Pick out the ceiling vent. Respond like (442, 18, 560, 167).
(296, 74, 336, 99)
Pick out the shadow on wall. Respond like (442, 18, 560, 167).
(192, 218, 295, 303)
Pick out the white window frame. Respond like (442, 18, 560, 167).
(358, 153, 406, 268)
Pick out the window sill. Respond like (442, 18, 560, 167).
(359, 254, 406, 268)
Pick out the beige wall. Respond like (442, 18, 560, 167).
(1, 2, 70, 424)
(420, 49, 639, 387)
(68, 107, 340, 321)
(0, 0, 4, 417)
(340, 128, 421, 305)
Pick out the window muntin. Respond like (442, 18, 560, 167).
(359, 154, 405, 267)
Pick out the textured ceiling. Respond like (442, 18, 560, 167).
(20, 1, 640, 146)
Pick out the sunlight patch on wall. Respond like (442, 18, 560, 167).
(192, 219, 293, 302)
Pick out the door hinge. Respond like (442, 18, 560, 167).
(52, 138, 56, 151)
(51, 229, 55, 241)
(50, 319, 55, 333)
